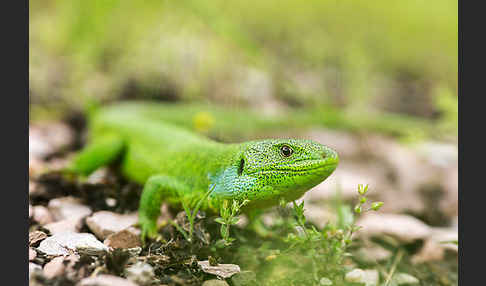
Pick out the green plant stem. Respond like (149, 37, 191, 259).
(169, 219, 190, 241)
(384, 249, 404, 286)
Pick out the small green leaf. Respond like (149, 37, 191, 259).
(214, 218, 225, 225)
(230, 217, 240, 225)
(371, 202, 384, 211)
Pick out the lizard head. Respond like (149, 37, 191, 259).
(234, 138, 338, 204)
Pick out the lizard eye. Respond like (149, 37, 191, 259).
(280, 145, 293, 157)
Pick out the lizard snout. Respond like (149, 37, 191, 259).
(321, 146, 338, 162)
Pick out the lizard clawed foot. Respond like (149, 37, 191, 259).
(139, 218, 158, 244)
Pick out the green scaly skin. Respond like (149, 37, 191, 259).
(67, 102, 339, 241)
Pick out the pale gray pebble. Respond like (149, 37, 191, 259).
(48, 197, 92, 221)
(345, 269, 379, 286)
(86, 211, 138, 240)
(38, 232, 108, 256)
(32, 205, 54, 225)
(392, 273, 420, 285)
(44, 218, 84, 234)
(356, 213, 431, 243)
(202, 279, 229, 286)
(125, 247, 142, 257)
(77, 274, 138, 286)
(29, 123, 74, 160)
(319, 277, 333, 285)
(198, 260, 240, 279)
(124, 261, 155, 285)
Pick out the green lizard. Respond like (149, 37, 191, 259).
(67, 101, 339, 241)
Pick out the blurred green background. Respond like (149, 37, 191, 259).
(29, 0, 457, 142)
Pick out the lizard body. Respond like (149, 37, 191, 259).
(68, 102, 339, 240)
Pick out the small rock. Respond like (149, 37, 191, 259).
(29, 263, 42, 279)
(43, 256, 66, 278)
(126, 247, 142, 257)
(29, 159, 47, 178)
(86, 211, 138, 240)
(29, 127, 53, 160)
(44, 218, 84, 234)
(38, 232, 108, 256)
(48, 197, 92, 221)
(29, 123, 74, 160)
(345, 269, 378, 286)
(29, 180, 48, 196)
(202, 280, 229, 286)
(104, 227, 141, 249)
(429, 227, 458, 252)
(412, 227, 458, 263)
(77, 275, 138, 286)
(415, 141, 457, 168)
(355, 244, 392, 262)
(364, 136, 442, 213)
(32, 205, 54, 225)
(105, 198, 117, 207)
(345, 269, 365, 283)
(231, 270, 257, 286)
(87, 167, 115, 185)
(29, 231, 48, 246)
(411, 239, 444, 264)
(198, 260, 240, 279)
(391, 273, 419, 285)
(29, 180, 39, 195)
(319, 277, 333, 285)
(43, 255, 79, 279)
(29, 248, 37, 261)
(362, 270, 379, 286)
(357, 213, 431, 243)
(302, 203, 337, 228)
(125, 262, 155, 285)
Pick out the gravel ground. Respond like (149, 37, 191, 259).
(28, 121, 458, 286)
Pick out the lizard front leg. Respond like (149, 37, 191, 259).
(138, 175, 190, 242)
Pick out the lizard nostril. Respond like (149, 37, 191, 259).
(322, 152, 327, 159)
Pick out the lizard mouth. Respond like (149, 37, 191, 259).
(248, 159, 338, 175)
